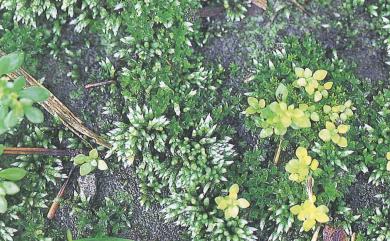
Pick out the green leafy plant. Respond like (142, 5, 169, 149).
(293, 68, 333, 102)
(0, 167, 27, 213)
(215, 184, 250, 219)
(246, 83, 311, 138)
(319, 121, 349, 148)
(323, 100, 354, 122)
(73, 149, 108, 176)
(290, 195, 329, 232)
(285, 147, 319, 183)
(0, 52, 50, 134)
(387, 152, 390, 171)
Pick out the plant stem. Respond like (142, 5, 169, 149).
(85, 80, 115, 90)
(3, 147, 80, 156)
(311, 225, 321, 241)
(47, 166, 76, 220)
(273, 136, 283, 165)
(0, 50, 112, 148)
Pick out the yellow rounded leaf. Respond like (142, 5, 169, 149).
(303, 219, 316, 231)
(344, 100, 352, 108)
(340, 113, 348, 121)
(315, 212, 329, 223)
(237, 198, 250, 208)
(386, 152, 390, 160)
(387, 161, 390, 171)
(325, 121, 336, 130)
(259, 99, 266, 108)
(215, 197, 228, 210)
(304, 68, 313, 78)
(290, 205, 302, 215)
(337, 137, 348, 148)
(229, 184, 239, 196)
(310, 112, 320, 122)
(345, 108, 354, 117)
(319, 129, 331, 142)
(296, 147, 308, 159)
(295, 67, 305, 77)
(303, 155, 312, 165)
(331, 133, 341, 144)
(323, 105, 331, 113)
(297, 78, 307, 87)
(337, 124, 350, 134)
(289, 173, 300, 182)
(310, 159, 319, 170)
(323, 82, 333, 90)
(313, 69, 327, 81)
(305, 85, 315, 95)
(225, 206, 239, 219)
(332, 106, 340, 113)
(314, 91, 322, 102)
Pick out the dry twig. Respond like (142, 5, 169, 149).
(0, 50, 111, 148)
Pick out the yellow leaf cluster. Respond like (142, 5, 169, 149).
(215, 184, 250, 219)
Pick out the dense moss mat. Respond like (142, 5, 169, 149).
(0, 1, 389, 241)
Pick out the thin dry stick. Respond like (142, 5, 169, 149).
(47, 166, 76, 220)
(289, 0, 310, 15)
(3, 147, 80, 156)
(273, 137, 283, 165)
(85, 80, 115, 90)
(0, 50, 111, 148)
(311, 225, 321, 241)
(306, 176, 314, 201)
(351, 233, 356, 241)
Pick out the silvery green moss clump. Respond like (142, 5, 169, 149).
(107, 106, 255, 239)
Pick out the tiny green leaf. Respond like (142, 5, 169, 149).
(20, 86, 50, 102)
(24, 106, 44, 123)
(0, 168, 27, 181)
(0, 195, 7, 213)
(89, 149, 99, 159)
(80, 163, 93, 176)
(0, 181, 20, 195)
(0, 52, 24, 76)
(275, 83, 288, 101)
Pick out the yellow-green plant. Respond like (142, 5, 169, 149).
(285, 147, 319, 182)
(323, 100, 354, 122)
(387, 152, 390, 171)
(215, 184, 250, 219)
(246, 83, 311, 138)
(319, 121, 349, 148)
(290, 195, 330, 231)
(73, 149, 108, 176)
(294, 68, 333, 102)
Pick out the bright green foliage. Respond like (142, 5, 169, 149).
(285, 147, 318, 183)
(0, 168, 27, 213)
(246, 83, 311, 138)
(290, 195, 329, 231)
(319, 121, 349, 148)
(215, 184, 250, 219)
(294, 68, 333, 102)
(73, 149, 108, 176)
(0, 52, 49, 134)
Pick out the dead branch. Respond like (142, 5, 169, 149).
(0, 50, 111, 148)
(2, 147, 81, 156)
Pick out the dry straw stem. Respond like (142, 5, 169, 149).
(3, 147, 80, 156)
(0, 50, 111, 148)
(273, 136, 283, 165)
